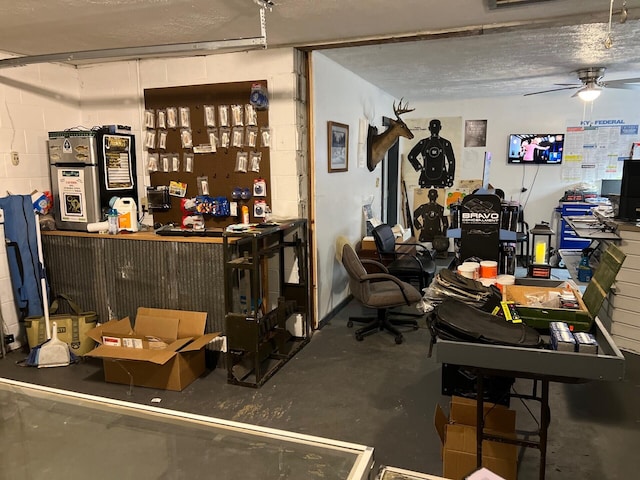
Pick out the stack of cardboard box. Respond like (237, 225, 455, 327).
(434, 396, 517, 480)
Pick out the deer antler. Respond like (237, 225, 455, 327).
(393, 98, 415, 118)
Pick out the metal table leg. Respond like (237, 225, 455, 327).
(473, 372, 551, 480)
(539, 379, 550, 480)
(476, 373, 484, 469)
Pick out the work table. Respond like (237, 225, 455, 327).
(560, 214, 640, 354)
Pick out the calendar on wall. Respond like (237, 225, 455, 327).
(562, 118, 640, 184)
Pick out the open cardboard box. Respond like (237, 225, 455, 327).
(507, 244, 626, 332)
(86, 307, 219, 391)
(503, 283, 593, 331)
(434, 396, 517, 480)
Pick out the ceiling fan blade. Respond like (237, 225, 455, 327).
(553, 83, 582, 86)
(524, 86, 580, 96)
(603, 78, 640, 90)
(604, 77, 640, 86)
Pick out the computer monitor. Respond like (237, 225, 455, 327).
(601, 179, 622, 196)
(616, 159, 640, 221)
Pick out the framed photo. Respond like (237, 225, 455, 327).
(328, 121, 349, 172)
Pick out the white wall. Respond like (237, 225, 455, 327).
(312, 52, 396, 320)
(0, 61, 81, 348)
(0, 48, 301, 349)
(78, 48, 302, 218)
(3, 47, 638, 339)
(402, 90, 640, 231)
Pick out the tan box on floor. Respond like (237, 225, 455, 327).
(434, 396, 517, 480)
(361, 236, 377, 250)
(86, 307, 219, 391)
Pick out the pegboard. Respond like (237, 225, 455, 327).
(144, 80, 271, 228)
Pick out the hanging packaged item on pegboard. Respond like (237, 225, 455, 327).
(195, 196, 231, 217)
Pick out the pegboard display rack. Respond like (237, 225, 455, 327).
(144, 80, 271, 229)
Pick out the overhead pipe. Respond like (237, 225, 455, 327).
(0, 1, 271, 69)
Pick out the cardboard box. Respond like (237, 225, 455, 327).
(503, 283, 592, 331)
(434, 396, 517, 480)
(361, 236, 377, 250)
(86, 307, 219, 391)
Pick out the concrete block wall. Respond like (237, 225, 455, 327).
(77, 49, 304, 323)
(0, 48, 302, 350)
(78, 47, 301, 219)
(0, 60, 81, 350)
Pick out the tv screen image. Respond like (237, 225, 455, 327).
(508, 134, 564, 164)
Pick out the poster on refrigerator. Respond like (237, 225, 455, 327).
(58, 169, 88, 223)
(103, 135, 134, 190)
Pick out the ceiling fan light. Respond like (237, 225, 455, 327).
(578, 86, 602, 101)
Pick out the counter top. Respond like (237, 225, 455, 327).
(591, 211, 640, 232)
(41, 229, 227, 244)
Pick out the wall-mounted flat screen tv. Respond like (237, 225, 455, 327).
(508, 134, 564, 164)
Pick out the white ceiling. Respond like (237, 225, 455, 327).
(1, 0, 639, 101)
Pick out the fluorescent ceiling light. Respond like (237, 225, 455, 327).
(577, 85, 602, 101)
(0, 39, 266, 68)
(0, 1, 271, 69)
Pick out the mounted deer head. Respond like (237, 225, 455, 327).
(367, 99, 415, 172)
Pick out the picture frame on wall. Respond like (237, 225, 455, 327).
(328, 121, 349, 172)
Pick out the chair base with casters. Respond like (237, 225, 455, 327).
(340, 242, 424, 344)
(348, 307, 422, 344)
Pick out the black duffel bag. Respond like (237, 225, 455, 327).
(429, 297, 543, 348)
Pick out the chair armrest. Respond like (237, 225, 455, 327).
(361, 272, 416, 305)
(360, 258, 389, 273)
(394, 251, 431, 272)
(396, 242, 434, 260)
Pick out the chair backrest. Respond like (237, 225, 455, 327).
(372, 224, 397, 254)
(335, 235, 350, 263)
(341, 243, 371, 303)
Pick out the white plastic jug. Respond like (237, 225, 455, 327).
(113, 197, 138, 232)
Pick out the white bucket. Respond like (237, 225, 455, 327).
(496, 274, 515, 292)
(458, 263, 477, 279)
(479, 277, 497, 287)
(113, 197, 138, 232)
(459, 261, 480, 279)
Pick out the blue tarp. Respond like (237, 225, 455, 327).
(0, 195, 44, 319)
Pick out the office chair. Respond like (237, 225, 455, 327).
(372, 223, 436, 291)
(341, 243, 423, 344)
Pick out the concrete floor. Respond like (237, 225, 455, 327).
(0, 299, 639, 479)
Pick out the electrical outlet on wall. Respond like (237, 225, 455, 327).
(10, 151, 19, 166)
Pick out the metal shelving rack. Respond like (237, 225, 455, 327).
(222, 219, 310, 387)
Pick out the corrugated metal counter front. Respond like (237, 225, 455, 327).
(41, 230, 228, 332)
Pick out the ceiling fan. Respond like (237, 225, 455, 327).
(524, 67, 640, 101)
